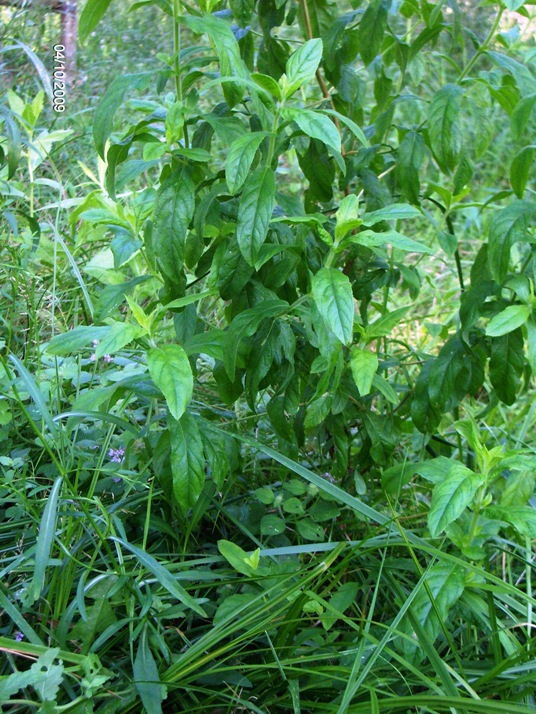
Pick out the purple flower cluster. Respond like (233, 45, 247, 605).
(108, 447, 125, 463)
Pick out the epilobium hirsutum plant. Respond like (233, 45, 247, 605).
(1, 0, 536, 711)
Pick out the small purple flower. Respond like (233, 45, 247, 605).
(322, 472, 336, 484)
(103, 354, 113, 363)
(89, 353, 96, 362)
(92, 339, 99, 347)
(15, 631, 23, 642)
(108, 447, 125, 463)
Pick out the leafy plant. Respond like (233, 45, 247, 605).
(1, 0, 536, 711)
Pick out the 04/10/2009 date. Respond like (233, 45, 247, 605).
(52, 44, 66, 112)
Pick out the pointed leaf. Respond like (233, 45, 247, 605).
(358, 0, 388, 65)
(402, 563, 464, 659)
(30, 477, 63, 603)
(153, 169, 195, 284)
(46, 326, 110, 355)
(510, 145, 535, 199)
(349, 229, 433, 254)
(283, 107, 341, 154)
(428, 84, 463, 174)
(429, 467, 483, 537)
(350, 347, 378, 396)
(170, 412, 205, 515)
(94, 323, 145, 359)
(511, 93, 536, 141)
(361, 203, 422, 226)
(335, 194, 361, 240)
(397, 131, 425, 204)
(93, 73, 151, 158)
(285, 38, 323, 94)
(223, 299, 288, 380)
(488, 200, 536, 283)
(79, 0, 113, 43)
(489, 328, 524, 405)
(236, 167, 275, 265)
(147, 344, 193, 421)
(111, 537, 206, 615)
(486, 304, 530, 337)
(218, 540, 256, 576)
(134, 629, 166, 714)
(312, 268, 354, 345)
(225, 132, 267, 194)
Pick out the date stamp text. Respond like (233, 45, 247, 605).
(52, 45, 66, 113)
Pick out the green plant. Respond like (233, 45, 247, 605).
(1, 0, 536, 711)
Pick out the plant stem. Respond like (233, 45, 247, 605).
(457, 7, 504, 84)
(172, 0, 182, 104)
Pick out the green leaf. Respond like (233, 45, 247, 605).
(349, 229, 433, 254)
(402, 564, 465, 660)
(397, 131, 425, 204)
(428, 84, 463, 174)
(8, 355, 57, 438)
(223, 299, 288, 380)
(428, 467, 483, 537)
(335, 194, 361, 240)
(311, 268, 354, 345)
(489, 328, 524, 405)
(0, 106, 21, 179)
(170, 412, 205, 515)
(147, 344, 193, 421)
(358, 0, 388, 65)
(297, 518, 325, 541)
(134, 628, 167, 714)
(153, 169, 195, 284)
(285, 38, 323, 95)
(236, 167, 275, 265)
(487, 50, 536, 95)
(503, 0, 528, 8)
(94, 323, 145, 359)
(361, 202, 422, 226)
(487, 506, 536, 538)
(350, 347, 378, 396)
(30, 477, 63, 604)
(251, 72, 282, 99)
(321, 582, 359, 631)
(225, 132, 267, 194)
(304, 393, 333, 430)
(526, 316, 536, 374)
(428, 336, 485, 412)
(282, 107, 341, 154)
(260, 514, 286, 536)
(488, 200, 536, 283)
(112, 537, 206, 615)
(510, 145, 535, 199)
(46, 326, 110, 355)
(218, 540, 257, 576)
(185, 15, 247, 108)
(381, 463, 420, 495)
(485, 304, 530, 337)
(320, 109, 369, 147)
(0, 649, 64, 701)
(364, 306, 410, 342)
(511, 93, 536, 141)
(93, 73, 151, 158)
(79, 0, 113, 43)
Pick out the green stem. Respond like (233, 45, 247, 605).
(172, 0, 182, 104)
(266, 105, 282, 168)
(457, 7, 504, 84)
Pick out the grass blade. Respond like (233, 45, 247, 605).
(110, 537, 207, 617)
(30, 476, 63, 603)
